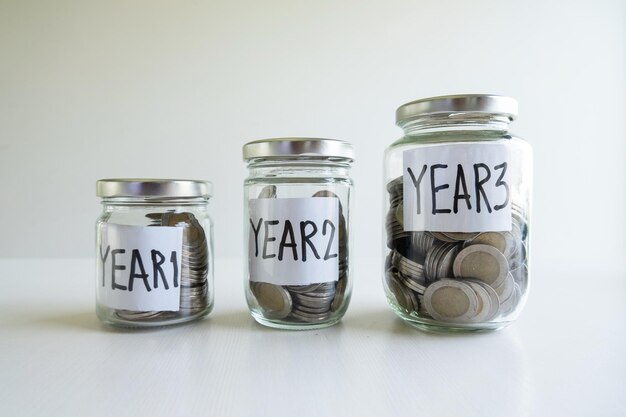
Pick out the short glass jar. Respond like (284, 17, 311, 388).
(243, 138, 354, 329)
(95, 179, 214, 327)
(383, 95, 532, 332)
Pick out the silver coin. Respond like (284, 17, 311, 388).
(250, 282, 292, 319)
(331, 277, 347, 312)
(395, 202, 404, 227)
(463, 280, 492, 323)
(386, 176, 403, 196)
(294, 304, 331, 314)
(410, 232, 436, 259)
(142, 211, 210, 318)
(508, 241, 527, 271)
(287, 283, 327, 293)
(293, 299, 332, 310)
(436, 243, 459, 279)
(423, 278, 479, 323)
(116, 310, 163, 320)
(424, 241, 453, 281)
(427, 232, 459, 243)
(291, 310, 332, 323)
(465, 231, 517, 258)
(398, 273, 427, 294)
(453, 244, 509, 289)
(312, 190, 339, 199)
(391, 250, 425, 281)
(465, 279, 500, 321)
(257, 185, 277, 199)
(511, 264, 528, 293)
(292, 294, 334, 306)
(441, 232, 480, 241)
(385, 270, 418, 313)
(493, 272, 515, 302)
(499, 283, 521, 316)
(300, 289, 336, 298)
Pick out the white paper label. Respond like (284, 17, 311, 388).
(248, 197, 339, 285)
(97, 224, 183, 311)
(403, 143, 512, 232)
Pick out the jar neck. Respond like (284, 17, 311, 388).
(398, 113, 512, 136)
(101, 196, 209, 208)
(246, 158, 352, 178)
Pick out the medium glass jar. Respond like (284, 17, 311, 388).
(95, 179, 214, 327)
(243, 138, 354, 329)
(383, 95, 532, 332)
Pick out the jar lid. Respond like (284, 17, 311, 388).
(96, 179, 212, 198)
(396, 94, 518, 124)
(242, 138, 354, 161)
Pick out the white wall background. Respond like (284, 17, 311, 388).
(1, 1, 624, 275)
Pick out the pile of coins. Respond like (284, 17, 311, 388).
(116, 211, 211, 322)
(385, 176, 528, 325)
(249, 187, 349, 324)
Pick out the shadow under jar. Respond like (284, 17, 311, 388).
(383, 95, 532, 332)
(95, 179, 214, 328)
(243, 138, 354, 330)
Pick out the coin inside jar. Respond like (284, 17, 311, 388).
(423, 279, 478, 322)
(383, 95, 531, 331)
(257, 185, 277, 199)
(250, 282, 293, 319)
(386, 270, 419, 313)
(453, 244, 509, 289)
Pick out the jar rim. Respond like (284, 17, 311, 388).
(242, 137, 354, 162)
(96, 178, 213, 198)
(396, 94, 518, 125)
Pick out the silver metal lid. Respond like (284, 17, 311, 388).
(242, 138, 354, 161)
(96, 179, 212, 198)
(396, 94, 518, 124)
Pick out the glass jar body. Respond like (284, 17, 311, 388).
(383, 118, 532, 332)
(244, 160, 353, 329)
(95, 197, 214, 327)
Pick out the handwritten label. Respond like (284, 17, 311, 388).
(403, 143, 511, 232)
(97, 224, 183, 311)
(248, 197, 339, 285)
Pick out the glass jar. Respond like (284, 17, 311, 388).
(383, 95, 532, 332)
(243, 138, 354, 329)
(95, 179, 214, 327)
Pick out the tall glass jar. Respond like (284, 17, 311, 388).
(243, 138, 354, 329)
(383, 95, 532, 332)
(95, 179, 214, 328)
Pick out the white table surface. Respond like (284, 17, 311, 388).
(1, 258, 624, 417)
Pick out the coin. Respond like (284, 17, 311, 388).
(385, 269, 419, 313)
(312, 189, 340, 200)
(385, 174, 529, 325)
(465, 232, 517, 256)
(250, 282, 292, 319)
(118, 211, 211, 323)
(423, 279, 479, 323)
(442, 232, 480, 241)
(398, 273, 427, 294)
(391, 250, 425, 282)
(465, 279, 500, 321)
(257, 185, 277, 199)
(511, 264, 528, 293)
(291, 309, 332, 322)
(499, 283, 521, 316)
(424, 242, 459, 281)
(493, 272, 514, 302)
(464, 280, 491, 323)
(453, 244, 509, 289)
(411, 232, 436, 261)
(331, 277, 347, 312)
